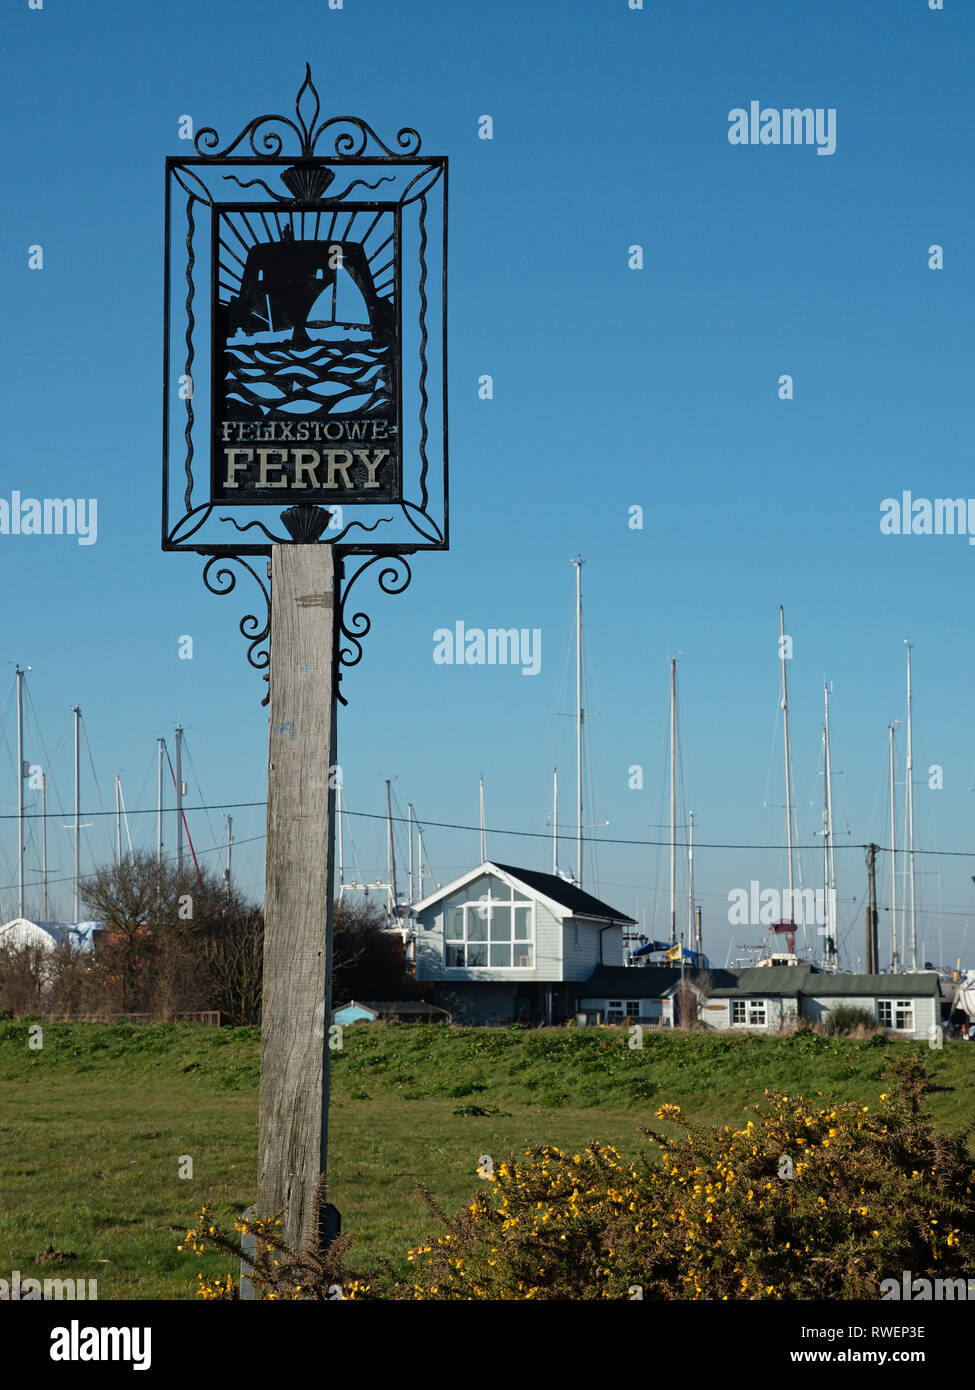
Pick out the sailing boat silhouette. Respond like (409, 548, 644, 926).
(224, 228, 393, 350)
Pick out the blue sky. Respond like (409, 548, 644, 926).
(2, 0, 973, 972)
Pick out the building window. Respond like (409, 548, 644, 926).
(878, 999, 914, 1031)
(444, 887, 534, 967)
(606, 999, 643, 1022)
(732, 999, 766, 1026)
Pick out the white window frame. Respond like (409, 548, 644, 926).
(732, 998, 767, 1026)
(444, 885, 534, 968)
(878, 998, 914, 1031)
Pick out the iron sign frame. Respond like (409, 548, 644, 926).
(162, 67, 448, 702)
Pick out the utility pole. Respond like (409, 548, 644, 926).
(258, 543, 339, 1255)
(694, 905, 703, 964)
(175, 724, 184, 874)
(866, 843, 879, 975)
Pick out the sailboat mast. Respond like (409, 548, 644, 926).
(41, 772, 48, 922)
(572, 556, 584, 888)
(16, 666, 25, 920)
(115, 775, 121, 865)
(407, 802, 415, 903)
(157, 738, 164, 864)
(72, 704, 81, 922)
(889, 723, 898, 972)
(337, 781, 344, 893)
(175, 724, 184, 874)
(779, 607, 795, 916)
(824, 684, 836, 967)
(822, 721, 829, 951)
(417, 826, 425, 899)
(479, 776, 486, 863)
(385, 778, 397, 915)
(905, 640, 917, 971)
(688, 809, 695, 942)
(552, 768, 558, 875)
(670, 656, 677, 946)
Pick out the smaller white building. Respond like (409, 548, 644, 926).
(706, 966, 940, 1041)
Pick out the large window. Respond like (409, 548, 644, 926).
(732, 999, 767, 1026)
(444, 885, 533, 967)
(877, 999, 914, 1031)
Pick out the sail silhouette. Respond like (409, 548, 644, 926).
(223, 230, 393, 348)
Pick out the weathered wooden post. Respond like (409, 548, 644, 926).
(259, 539, 338, 1250)
(162, 68, 448, 1269)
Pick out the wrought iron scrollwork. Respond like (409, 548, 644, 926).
(202, 556, 272, 705)
(335, 554, 412, 706)
(194, 64, 422, 162)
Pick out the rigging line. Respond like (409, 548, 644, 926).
(163, 744, 203, 885)
(23, 682, 64, 816)
(45, 715, 73, 821)
(79, 717, 115, 865)
(548, 602, 575, 780)
(182, 732, 218, 849)
(118, 781, 134, 856)
(0, 831, 270, 897)
(133, 747, 157, 827)
(343, 792, 366, 887)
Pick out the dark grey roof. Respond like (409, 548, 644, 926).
(802, 972, 940, 998)
(578, 966, 738, 998)
(710, 967, 940, 999)
(490, 864, 637, 924)
(710, 966, 816, 998)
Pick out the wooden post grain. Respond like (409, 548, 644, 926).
(258, 543, 338, 1253)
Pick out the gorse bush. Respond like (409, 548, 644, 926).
(183, 1052, 975, 1300)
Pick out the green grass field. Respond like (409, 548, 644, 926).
(1, 1019, 973, 1299)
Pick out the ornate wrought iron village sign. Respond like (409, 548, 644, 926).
(163, 67, 448, 699)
